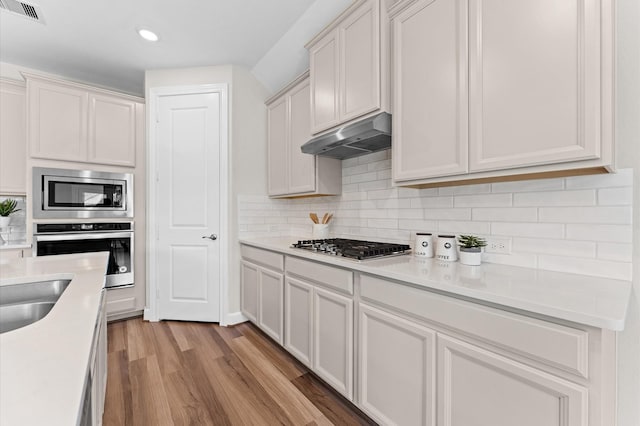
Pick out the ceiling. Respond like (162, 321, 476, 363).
(0, 0, 316, 96)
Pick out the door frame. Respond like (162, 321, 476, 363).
(145, 84, 229, 325)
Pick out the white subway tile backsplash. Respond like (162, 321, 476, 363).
(513, 238, 596, 258)
(513, 190, 596, 207)
(423, 208, 472, 221)
(539, 206, 632, 225)
(454, 193, 512, 207)
(438, 221, 491, 235)
(238, 150, 633, 280)
(492, 222, 564, 238)
(597, 242, 633, 262)
(598, 187, 633, 205)
(491, 177, 565, 193)
(566, 224, 632, 243)
(472, 207, 537, 222)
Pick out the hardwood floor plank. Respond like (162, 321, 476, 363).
(127, 317, 155, 361)
(181, 349, 233, 425)
(105, 319, 374, 426)
(148, 321, 183, 375)
(236, 322, 307, 380)
(196, 348, 290, 425)
(129, 355, 174, 426)
(293, 373, 376, 426)
(107, 320, 127, 353)
(163, 368, 216, 426)
(230, 335, 324, 425)
(103, 350, 132, 426)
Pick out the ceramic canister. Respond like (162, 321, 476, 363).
(435, 235, 458, 262)
(414, 233, 434, 257)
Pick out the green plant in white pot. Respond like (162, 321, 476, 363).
(0, 199, 21, 229)
(457, 234, 487, 266)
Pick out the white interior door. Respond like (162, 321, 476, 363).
(155, 91, 222, 322)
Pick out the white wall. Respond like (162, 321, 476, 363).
(615, 0, 640, 423)
(251, 0, 352, 93)
(145, 65, 270, 319)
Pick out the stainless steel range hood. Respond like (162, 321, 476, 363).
(301, 112, 391, 160)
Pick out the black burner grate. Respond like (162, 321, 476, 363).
(291, 238, 411, 260)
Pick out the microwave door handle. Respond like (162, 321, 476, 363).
(34, 232, 133, 242)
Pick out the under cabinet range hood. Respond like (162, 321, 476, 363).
(301, 112, 391, 160)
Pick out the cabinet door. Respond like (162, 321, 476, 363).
(240, 261, 259, 323)
(28, 78, 88, 162)
(437, 334, 588, 426)
(392, 0, 468, 182)
(0, 80, 26, 194)
(310, 31, 340, 134)
(287, 79, 316, 194)
(88, 94, 137, 166)
(284, 277, 313, 367)
(468, 0, 601, 172)
(267, 96, 289, 196)
(339, 0, 380, 122)
(313, 286, 353, 400)
(258, 268, 284, 344)
(359, 304, 436, 426)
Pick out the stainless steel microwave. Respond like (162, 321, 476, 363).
(33, 167, 133, 219)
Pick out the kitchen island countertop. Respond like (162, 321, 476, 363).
(241, 237, 632, 331)
(0, 252, 108, 426)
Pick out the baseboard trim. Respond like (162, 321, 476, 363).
(225, 311, 248, 326)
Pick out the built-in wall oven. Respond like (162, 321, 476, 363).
(33, 222, 134, 289)
(33, 167, 133, 219)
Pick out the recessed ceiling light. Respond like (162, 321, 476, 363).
(138, 28, 159, 42)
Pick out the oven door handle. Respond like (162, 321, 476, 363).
(34, 232, 133, 242)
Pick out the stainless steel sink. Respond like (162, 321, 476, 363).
(0, 279, 71, 334)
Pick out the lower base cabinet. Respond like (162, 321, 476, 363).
(241, 260, 284, 344)
(437, 334, 587, 426)
(358, 303, 436, 426)
(284, 276, 354, 400)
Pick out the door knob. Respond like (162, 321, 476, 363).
(202, 234, 218, 241)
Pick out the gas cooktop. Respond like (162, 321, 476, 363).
(291, 238, 411, 260)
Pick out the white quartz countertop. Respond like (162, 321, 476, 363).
(0, 252, 108, 426)
(240, 237, 632, 331)
(0, 241, 31, 250)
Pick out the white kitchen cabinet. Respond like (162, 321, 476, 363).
(284, 276, 313, 367)
(0, 248, 30, 260)
(240, 246, 285, 344)
(284, 256, 355, 400)
(358, 303, 436, 426)
(313, 285, 353, 399)
(307, 0, 386, 134)
(0, 79, 27, 194)
(266, 73, 341, 198)
(391, 0, 614, 186)
(88, 93, 137, 167)
(437, 334, 587, 426)
(25, 73, 142, 167)
(391, 0, 468, 181)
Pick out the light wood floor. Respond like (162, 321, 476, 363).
(103, 317, 375, 426)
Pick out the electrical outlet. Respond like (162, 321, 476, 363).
(485, 237, 512, 254)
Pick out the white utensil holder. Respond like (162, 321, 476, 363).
(312, 224, 329, 239)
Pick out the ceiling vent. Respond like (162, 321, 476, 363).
(0, 0, 45, 23)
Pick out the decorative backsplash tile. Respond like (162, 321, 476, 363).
(238, 149, 633, 280)
(0, 196, 27, 244)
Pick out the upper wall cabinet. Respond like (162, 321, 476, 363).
(267, 73, 341, 198)
(391, 0, 614, 187)
(25, 73, 143, 167)
(0, 79, 27, 194)
(306, 0, 389, 135)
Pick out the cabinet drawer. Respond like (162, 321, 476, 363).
(286, 256, 353, 295)
(241, 245, 284, 272)
(360, 274, 588, 377)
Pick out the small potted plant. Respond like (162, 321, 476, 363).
(0, 198, 21, 229)
(457, 234, 487, 266)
